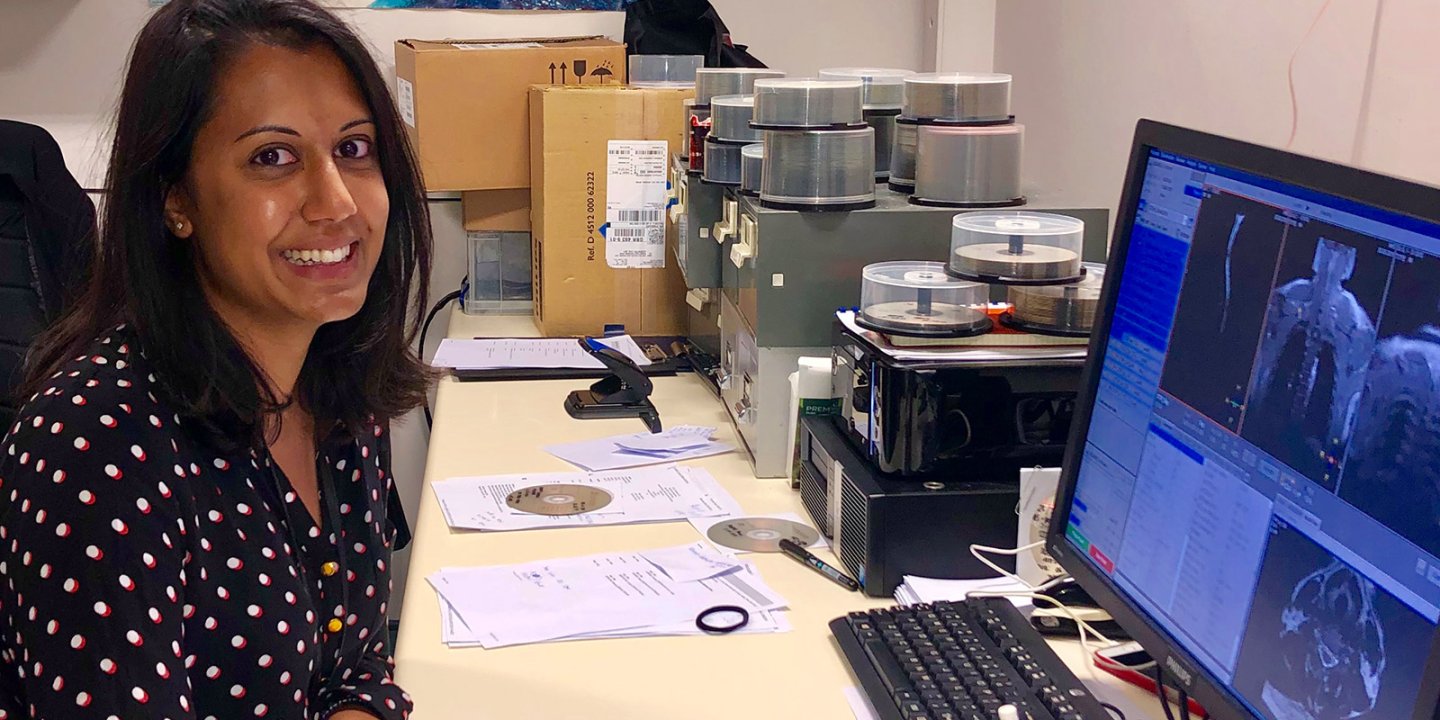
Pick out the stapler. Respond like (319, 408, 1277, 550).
(563, 337, 663, 433)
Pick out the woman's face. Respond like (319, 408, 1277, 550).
(167, 42, 388, 336)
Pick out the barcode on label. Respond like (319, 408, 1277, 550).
(610, 228, 649, 238)
(617, 209, 662, 223)
(637, 148, 666, 156)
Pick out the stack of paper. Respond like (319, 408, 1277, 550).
(429, 542, 792, 648)
(545, 425, 734, 471)
(433, 465, 743, 531)
(431, 335, 652, 370)
(894, 575, 1031, 607)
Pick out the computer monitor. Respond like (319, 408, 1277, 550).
(1048, 120, 1440, 720)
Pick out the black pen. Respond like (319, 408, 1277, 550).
(779, 538, 860, 592)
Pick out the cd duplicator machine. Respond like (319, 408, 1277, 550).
(668, 69, 1109, 595)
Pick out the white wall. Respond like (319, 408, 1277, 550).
(992, 0, 1386, 218)
(713, 0, 929, 75)
(1353, 0, 1440, 185)
(927, 0, 995, 72)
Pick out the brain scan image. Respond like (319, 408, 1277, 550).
(1262, 560, 1385, 720)
(1234, 522, 1433, 720)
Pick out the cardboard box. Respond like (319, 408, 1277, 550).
(463, 189, 531, 232)
(529, 85, 694, 337)
(394, 37, 625, 192)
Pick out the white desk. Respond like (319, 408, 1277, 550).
(392, 309, 1160, 719)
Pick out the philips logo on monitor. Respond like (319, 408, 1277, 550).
(1165, 656, 1194, 688)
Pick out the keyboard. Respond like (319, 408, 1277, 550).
(831, 598, 1110, 720)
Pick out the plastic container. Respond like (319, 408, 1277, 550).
(817, 67, 912, 109)
(819, 68, 914, 180)
(740, 143, 764, 197)
(949, 211, 1085, 284)
(1004, 262, 1106, 336)
(695, 68, 786, 107)
(857, 261, 992, 337)
(465, 230, 533, 314)
(903, 73, 1012, 123)
(751, 78, 865, 130)
(628, 54, 704, 87)
(761, 127, 876, 211)
(912, 123, 1024, 207)
(702, 137, 745, 185)
(888, 121, 918, 192)
(709, 94, 763, 143)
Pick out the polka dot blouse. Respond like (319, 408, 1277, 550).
(0, 327, 412, 719)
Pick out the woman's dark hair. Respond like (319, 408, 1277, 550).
(22, 0, 434, 448)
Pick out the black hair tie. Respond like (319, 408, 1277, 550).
(695, 605, 750, 634)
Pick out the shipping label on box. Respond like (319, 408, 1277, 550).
(605, 140, 669, 269)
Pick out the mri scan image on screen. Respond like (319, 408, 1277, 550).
(1233, 520, 1433, 720)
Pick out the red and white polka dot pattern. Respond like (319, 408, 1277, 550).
(0, 329, 412, 719)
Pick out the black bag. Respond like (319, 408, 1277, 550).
(624, 0, 767, 68)
(0, 120, 98, 430)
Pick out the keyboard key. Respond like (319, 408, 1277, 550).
(900, 701, 930, 719)
(862, 639, 914, 696)
(921, 691, 949, 707)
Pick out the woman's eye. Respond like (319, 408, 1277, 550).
(252, 147, 298, 167)
(336, 138, 373, 160)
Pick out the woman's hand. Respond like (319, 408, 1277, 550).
(329, 710, 380, 720)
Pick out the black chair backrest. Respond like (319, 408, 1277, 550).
(0, 121, 98, 432)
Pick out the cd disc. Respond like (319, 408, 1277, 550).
(857, 261, 992, 337)
(505, 484, 613, 516)
(1005, 262, 1106, 335)
(951, 242, 1080, 281)
(707, 517, 820, 553)
(859, 301, 991, 336)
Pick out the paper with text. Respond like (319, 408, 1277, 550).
(432, 465, 742, 531)
(431, 335, 651, 370)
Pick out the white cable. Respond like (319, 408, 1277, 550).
(969, 541, 1044, 589)
(966, 588, 1120, 682)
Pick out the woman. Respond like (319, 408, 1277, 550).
(0, 1, 432, 717)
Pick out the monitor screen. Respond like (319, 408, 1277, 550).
(1060, 135, 1440, 719)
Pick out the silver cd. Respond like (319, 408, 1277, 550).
(505, 484, 613, 516)
(860, 300, 991, 335)
(707, 517, 820, 553)
(952, 242, 1080, 280)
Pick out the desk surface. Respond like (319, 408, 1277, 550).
(393, 309, 1160, 719)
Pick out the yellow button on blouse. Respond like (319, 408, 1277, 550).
(327, 618, 344, 633)
(321, 561, 339, 577)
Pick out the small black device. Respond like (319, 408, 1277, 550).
(563, 337, 663, 433)
(798, 416, 1018, 598)
(833, 322, 1083, 476)
(831, 597, 1110, 720)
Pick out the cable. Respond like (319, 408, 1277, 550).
(1093, 650, 1156, 674)
(420, 288, 463, 428)
(964, 588, 1115, 676)
(969, 541, 1044, 589)
(1285, 0, 1336, 149)
(1177, 688, 1192, 720)
(1100, 702, 1127, 720)
(1154, 665, 1178, 720)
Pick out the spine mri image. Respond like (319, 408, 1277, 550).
(1243, 238, 1377, 489)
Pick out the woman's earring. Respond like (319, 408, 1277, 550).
(174, 220, 185, 233)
